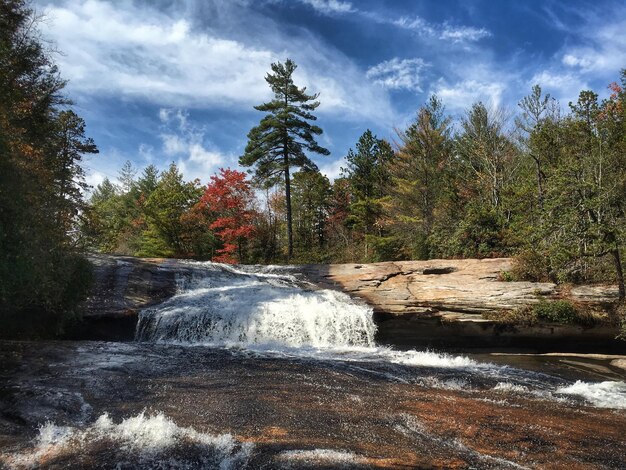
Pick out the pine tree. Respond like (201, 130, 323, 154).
(390, 96, 452, 259)
(240, 59, 329, 260)
(341, 130, 394, 259)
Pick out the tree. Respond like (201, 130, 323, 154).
(542, 83, 626, 298)
(291, 169, 331, 258)
(51, 110, 98, 239)
(389, 96, 452, 258)
(240, 59, 329, 260)
(341, 129, 394, 258)
(197, 168, 256, 263)
(0, 1, 96, 336)
(140, 163, 202, 257)
(456, 103, 518, 212)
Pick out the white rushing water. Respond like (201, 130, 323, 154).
(137, 262, 376, 349)
(136, 261, 626, 410)
(1, 412, 253, 470)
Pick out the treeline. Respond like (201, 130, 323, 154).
(1, 1, 98, 336)
(84, 71, 626, 297)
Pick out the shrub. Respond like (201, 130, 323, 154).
(483, 300, 598, 326)
(510, 249, 550, 282)
(533, 299, 578, 323)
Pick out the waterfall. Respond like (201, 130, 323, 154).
(136, 262, 376, 349)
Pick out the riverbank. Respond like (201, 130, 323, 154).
(75, 254, 624, 353)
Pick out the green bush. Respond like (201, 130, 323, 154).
(483, 300, 598, 326)
(532, 300, 578, 323)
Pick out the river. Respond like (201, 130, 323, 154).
(1, 262, 625, 469)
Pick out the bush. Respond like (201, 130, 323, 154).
(533, 299, 578, 323)
(510, 250, 550, 282)
(483, 300, 598, 326)
(482, 306, 538, 325)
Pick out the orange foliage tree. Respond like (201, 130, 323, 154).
(198, 168, 256, 263)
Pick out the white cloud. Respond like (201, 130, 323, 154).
(189, 144, 225, 168)
(556, 13, 626, 75)
(138, 143, 155, 162)
(300, 0, 353, 14)
(155, 108, 229, 182)
(161, 134, 187, 156)
(393, 16, 490, 44)
(562, 53, 594, 70)
(394, 16, 436, 36)
(440, 25, 491, 43)
(529, 71, 588, 105)
(84, 169, 106, 189)
(41, 0, 392, 121)
(319, 157, 345, 181)
(42, 2, 274, 106)
(366, 58, 429, 92)
(432, 78, 505, 111)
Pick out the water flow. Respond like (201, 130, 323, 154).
(137, 262, 376, 349)
(136, 262, 626, 410)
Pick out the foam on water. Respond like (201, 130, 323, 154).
(2, 411, 252, 470)
(277, 449, 366, 467)
(556, 380, 626, 409)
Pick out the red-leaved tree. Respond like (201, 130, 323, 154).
(200, 168, 256, 263)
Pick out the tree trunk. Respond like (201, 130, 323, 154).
(284, 150, 293, 261)
(611, 244, 626, 301)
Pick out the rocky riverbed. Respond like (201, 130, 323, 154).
(1, 341, 625, 469)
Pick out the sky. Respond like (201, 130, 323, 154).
(35, 0, 626, 188)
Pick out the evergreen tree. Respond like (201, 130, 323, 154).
(291, 169, 332, 258)
(140, 163, 203, 257)
(341, 129, 394, 259)
(389, 96, 452, 259)
(516, 85, 560, 214)
(240, 59, 329, 260)
(0, 1, 96, 335)
(51, 110, 98, 238)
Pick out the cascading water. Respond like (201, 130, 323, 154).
(136, 262, 376, 349)
(135, 262, 626, 410)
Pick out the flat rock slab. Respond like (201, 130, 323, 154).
(300, 258, 557, 315)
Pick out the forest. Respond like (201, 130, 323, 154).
(83, 75, 626, 299)
(2, 0, 626, 335)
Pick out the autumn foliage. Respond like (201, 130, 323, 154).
(197, 169, 256, 263)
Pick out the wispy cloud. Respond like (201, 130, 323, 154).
(366, 58, 429, 92)
(440, 24, 491, 43)
(394, 16, 436, 36)
(157, 108, 230, 182)
(431, 78, 506, 111)
(559, 18, 626, 75)
(299, 0, 354, 15)
(394, 15, 490, 43)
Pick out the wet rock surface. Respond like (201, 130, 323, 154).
(1, 341, 625, 469)
(78, 255, 623, 350)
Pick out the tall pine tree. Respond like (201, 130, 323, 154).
(240, 59, 329, 260)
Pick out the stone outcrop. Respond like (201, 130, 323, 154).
(299, 258, 559, 316)
(79, 254, 623, 349)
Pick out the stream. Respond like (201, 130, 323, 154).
(1, 262, 625, 469)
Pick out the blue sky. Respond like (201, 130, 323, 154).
(36, 0, 626, 188)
